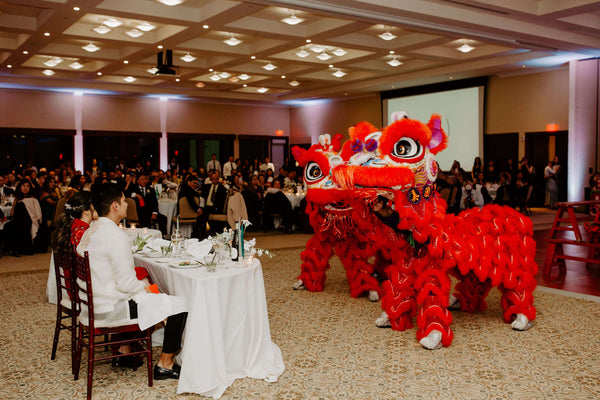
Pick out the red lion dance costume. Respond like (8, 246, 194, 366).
(292, 113, 537, 349)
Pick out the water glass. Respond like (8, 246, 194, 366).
(171, 231, 183, 259)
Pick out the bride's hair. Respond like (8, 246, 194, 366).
(52, 191, 92, 253)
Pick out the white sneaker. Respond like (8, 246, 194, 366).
(448, 294, 460, 310)
(375, 311, 391, 328)
(511, 313, 534, 331)
(292, 279, 305, 290)
(419, 330, 443, 350)
(367, 290, 379, 302)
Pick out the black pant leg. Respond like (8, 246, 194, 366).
(162, 312, 188, 354)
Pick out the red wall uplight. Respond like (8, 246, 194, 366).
(276, 130, 284, 136)
(175, 150, 179, 156)
(546, 124, 559, 132)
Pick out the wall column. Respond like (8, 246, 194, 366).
(159, 98, 168, 171)
(568, 59, 600, 201)
(73, 92, 84, 172)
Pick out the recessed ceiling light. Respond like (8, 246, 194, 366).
(126, 29, 144, 38)
(44, 32, 50, 37)
(332, 69, 346, 78)
(378, 28, 396, 41)
(123, 60, 129, 64)
(93, 25, 111, 34)
(310, 44, 325, 53)
(295, 48, 310, 58)
(457, 43, 475, 53)
(250, 56, 256, 60)
(180, 53, 196, 62)
(202, 25, 209, 29)
(389, 50, 395, 54)
(137, 22, 156, 32)
(82, 43, 100, 52)
(332, 48, 347, 56)
(317, 52, 331, 61)
(147, 67, 158, 74)
(328, 64, 334, 68)
(7, 65, 12, 68)
(44, 57, 63, 67)
(281, 75, 286, 79)
(158, 45, 163, 49)
(289, 80, 300, 87)
(243, 84, 247, 87)
(22, 51, 28, 55)
(104, 18, 122, 28)
(224, 34, 242, 46)
(69, 61, 83, 70)
(123, 76, 136, 82)
(257, 87, 269, 93)
(281, 12, 304, 25)
(238, 74, 250, 80)
(97, 72, 102, 75)
(195, 82, 205, 88)
(175, 78, 180, 82)
(219, 72, 231, 78)
(209, 72, 221, 81)
(158, 0, 185, 5)
(42, 69, 55, 76)
(262, 62, 277, 71)
(73, 6, 80, 11)
(387, 57, 402, 67)
(209, 68, 214, 72)
(306, 39, 311, 43)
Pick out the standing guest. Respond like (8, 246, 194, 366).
(471, 157, 483, 181)
(553, 155, 563, 201)
(261, 157, 275, 173)
(222, 156, 237, 180)
(242, 175, 263, 229)
(169, 158, 180, 173)
(200, 172, 228, 233)
(513, 171, 529, 213)
(544, 160, 559, 209)
(484, 160, 499, 183)
(504, 157, 517, 180)
(206, 153, 222, 176)
(250, 158, 261, 176)
(3, 180, 46, 256)
(241, 160, 251, 181)
(275, 168, 287, 186)
(226, 181, 248, 229)
(178, 175, 205, 239)
(130, 173, 166, 234)
(77, 183, 187, 379)
(40, 178, 59, 225)
(450, 160, 464, 180)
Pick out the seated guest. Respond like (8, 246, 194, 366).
(263, 180, 293, 231)
(242, 175, 263, 229)
(284, 170, 297, 190)
(460, 179, 484, 210)
(3, 180, 47, 256)
(200, 172, 228, 234)
(226, 181, 248, 229)
(40, 178, 59, 225)
(275, 168, 287, 186)
(77, 183, 187, 379)
(0, 174, 14, 197)
(494, 172, 513, 206)
(474, 172, 492, 204)
(130, 172, 166, 234)
(178, 175, 204, 238)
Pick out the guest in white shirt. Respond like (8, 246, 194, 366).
(460, 179, 484, 209)
(206, 153, 222, 175)
(222, 156, 236, 180)
(260, 157, 275, 173)
(77, 183, 187, 380)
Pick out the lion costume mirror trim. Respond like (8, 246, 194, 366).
(292, 114, 537, 349)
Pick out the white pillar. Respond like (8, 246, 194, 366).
(159, 98, 168, 171)
(73, 92, 84, 173)
(568, 59, 599, 201)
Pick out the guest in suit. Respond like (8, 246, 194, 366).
(222, 156, 236, 180)
(206, 154, 222, 176)
(129, 172, 166, 234)
(242, 175, 263, 229)
(178, 175, 204, 239)
(200, 172, 228, 235)
(263, 180, 293, 231)
(0, 174, 14, 197)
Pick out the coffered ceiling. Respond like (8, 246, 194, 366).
(0, 0, 599, 103)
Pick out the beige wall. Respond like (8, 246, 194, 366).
(82, 95, 161, 132)
(0, 90, 75, 130)
(289, 94, 381, 144)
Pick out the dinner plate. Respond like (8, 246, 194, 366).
(169, 260, 202, 269)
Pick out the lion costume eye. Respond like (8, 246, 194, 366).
(392, 138, 422, 159)
(305, 161, 324, 183)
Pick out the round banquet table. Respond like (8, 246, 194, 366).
(0, 205, 12, 230)
(133, 255, 285, 398)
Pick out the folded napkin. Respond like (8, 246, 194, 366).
(143, 238, 171, 253)
(186, 239, 214, 260)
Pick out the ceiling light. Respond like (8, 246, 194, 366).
(257, 87, 269, 93)
(22, 51, 28, 55)
(306, 39, 311, 43)
(97, 72, 102, 75)
(457, 43, 475, 53)
(317, 52, 331, 61)
(262, 62, 277, 71)
(104, 18, 122, 28)
(73, 7, 80, 11)
(147, 67, 158, 74)
(93, 25, 111, 34)
(310, 44, 325, 53)
(243, 84, 247, 87)
(209, 72, 221, 81)
(218, 72, 231, 78)
(123, 76, 136, 82)
(289, 80, 300, 87)
(126, 29, 144, 38)
(281, 75, 286, 79)
(44, 57, 63, 67)
(328, 64, 334, 68)
(82, 43, 100, 52)
(158, 45, 163, 49)
(123, 60, 129, 64)
(136, 22, 155, 32)
(44, 32, 50, 37)
(195, 82, 205, 88)
(69, 61, 83, 70)
(43, 69, 55, 76)
(250, 56, 256, 60)
(332, 69, 346, 78)
(175, 78, 180, 82)
(209, 68, 214, 72)
(281, 12, 304, 25)
(378, 28, 396, 41)
(332, 48, 347, 56)
(158, 0, 185, 5)
(387, 57, 402, 67)
(202, 25, 209, 29)
(224, 34, 241, 46)
(7, 65, 12, 68)
(180, 53, 196, 62)
(295, 48, 310, 58)
(238, 73, 250, 80)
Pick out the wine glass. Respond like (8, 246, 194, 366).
(171, 230, 183, 259)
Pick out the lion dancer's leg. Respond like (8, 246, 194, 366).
(377, 250, 416, 330)
(500, 270, 537, 331)
(414, 257, 454, 349)
(294, 235, 333, 291)
(449, 270, 492, 313)
(335, 242, 381, 300)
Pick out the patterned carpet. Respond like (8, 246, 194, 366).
(0, 247, 599, 400)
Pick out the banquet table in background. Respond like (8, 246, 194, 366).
(133, 255, 285, 398)
(284, 192, 305, 209)
(0, 205, 11, 230)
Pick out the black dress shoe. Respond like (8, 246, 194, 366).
(153, 364, 181, 380)
(112, 353, 144, 371)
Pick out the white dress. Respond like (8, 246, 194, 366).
(77, 217, 187, 330)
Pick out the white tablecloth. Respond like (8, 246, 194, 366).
(158, 200, 177, 234)
(284, 193, 305, 209)
(0, 205, 11, 230)
(133, 255, 285, 398)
